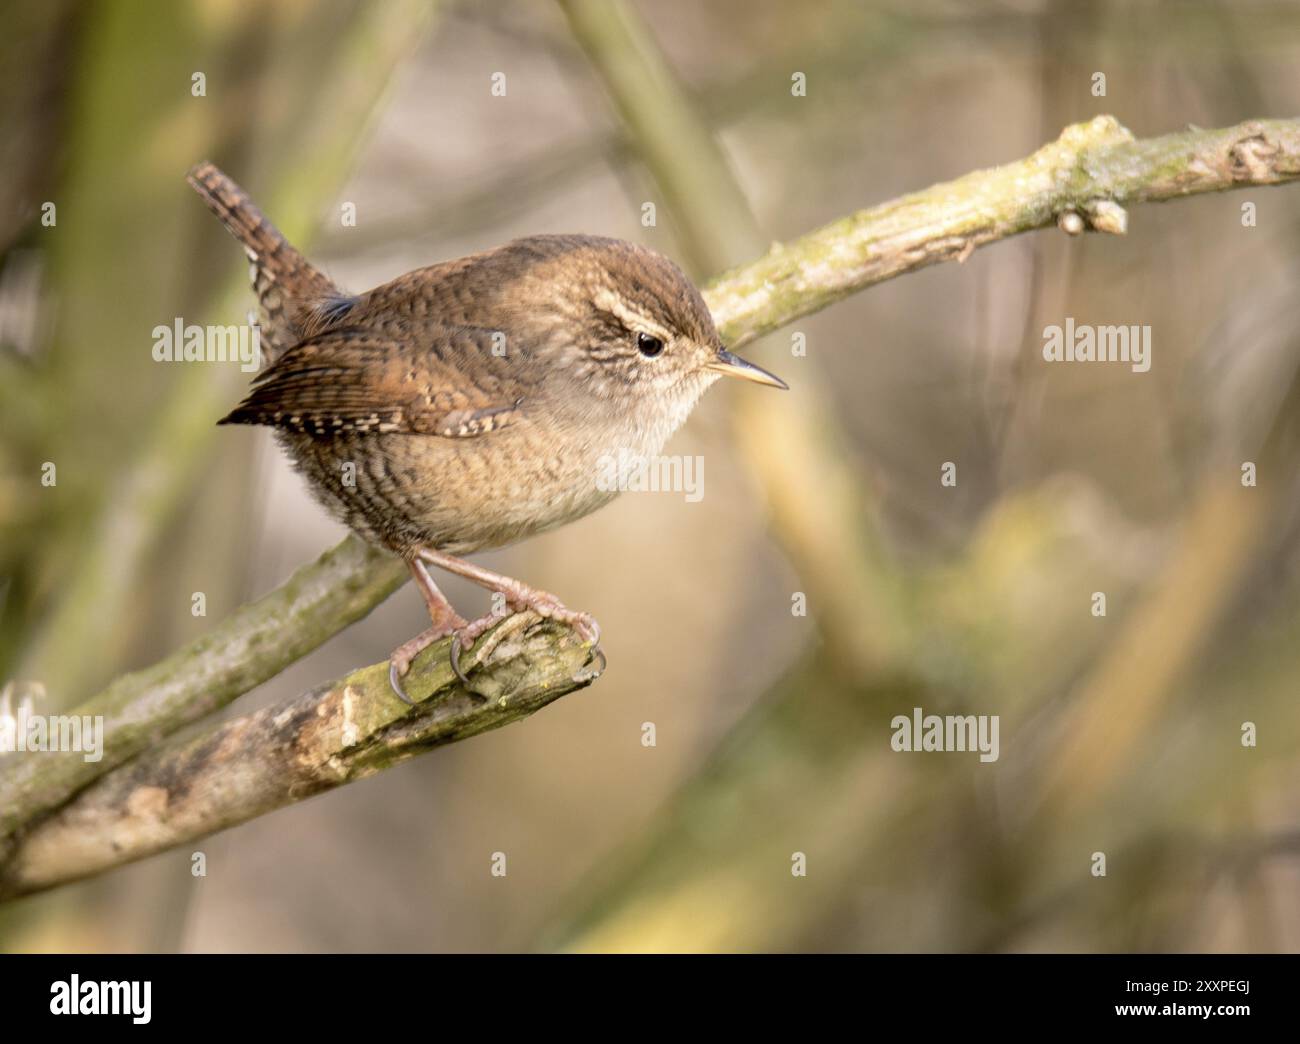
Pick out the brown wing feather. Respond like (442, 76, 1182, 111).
(218, 327, 524, 438)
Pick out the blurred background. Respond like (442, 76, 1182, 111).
(2, 0, 1299, 953)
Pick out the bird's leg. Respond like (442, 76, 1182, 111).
(415, 546, 601, 683)
(388, 557, 467, 704)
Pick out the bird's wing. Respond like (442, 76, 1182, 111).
(218, 326, 524, 438)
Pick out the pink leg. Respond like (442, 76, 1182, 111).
(388, 557, 468, 704)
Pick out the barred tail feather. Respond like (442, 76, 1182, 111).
(187, 162, 339, 365)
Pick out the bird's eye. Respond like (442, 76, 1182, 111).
(636, 332, 665, 358)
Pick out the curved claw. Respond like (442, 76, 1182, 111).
(449, 634, 471, 687)
(573, 646, 606, 684)
(388, 660, 416, 706)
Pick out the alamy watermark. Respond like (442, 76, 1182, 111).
(1042, 318, 1151, 373)
(890, 706, 1000, 763)
(595, 449, 704, 503)
(50, 975, 151, 1024)
(0, 681, 103, 763)
(152, 317, 261, 372)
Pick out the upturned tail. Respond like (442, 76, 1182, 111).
(187, 162, 341, 365)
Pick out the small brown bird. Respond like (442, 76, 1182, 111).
(188, 163, 785, 701)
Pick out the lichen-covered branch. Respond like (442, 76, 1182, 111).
(0, 612, 602, 899)
(0, 537, 406, 849)
(706, 116, 1300, 349)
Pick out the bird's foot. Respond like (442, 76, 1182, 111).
(408, 547, 602, 687)
(388, 618, 466, 705)
(449, 590, 601, 686)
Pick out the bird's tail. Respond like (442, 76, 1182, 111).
(187, 162, 340, 365)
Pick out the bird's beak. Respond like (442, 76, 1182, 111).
(706, 349, 788, 390)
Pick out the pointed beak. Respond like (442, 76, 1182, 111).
(706, 349, 788, 390)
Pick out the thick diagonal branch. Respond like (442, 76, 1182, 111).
(0, 613, 601, 899)
(0, 537, 406, 845)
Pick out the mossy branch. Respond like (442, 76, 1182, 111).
(706, 115, 1300, 349)
(0, 613, 602, 899)
(0, 537, 405, 847)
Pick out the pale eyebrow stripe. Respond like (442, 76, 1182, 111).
(590, 287, 672, 339)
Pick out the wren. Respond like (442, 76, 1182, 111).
(187, 163, 786, 702)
